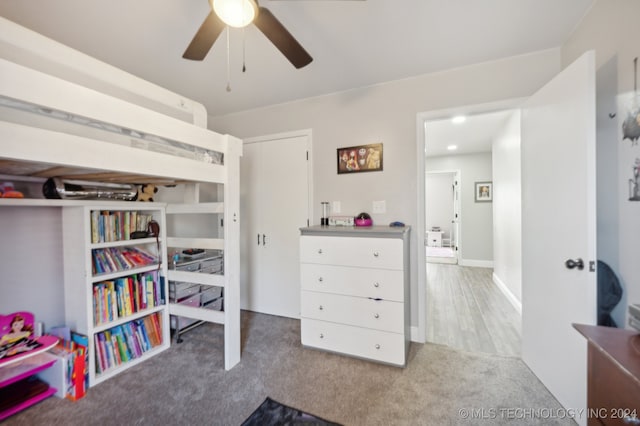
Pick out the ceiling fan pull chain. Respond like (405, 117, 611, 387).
(242, 26, 247, 73)
(226, 26, 231, 92)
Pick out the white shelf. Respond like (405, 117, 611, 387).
(90, 237, 159, 249)
(62, 205, 170, 387)
(91, 264, 162, 283)
(92, 342, 169, 386)
(93, 305, 166, 333)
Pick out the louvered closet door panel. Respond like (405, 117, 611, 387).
(300, 263, 404, 302)
(300, 236, 402, 270)
(301, 291, 404, 334)
(301, 318, 405, 365)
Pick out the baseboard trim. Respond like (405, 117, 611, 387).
(492, 272, 522, 314)
(410, 326, 424, 343)
(459, 259, 494, 268)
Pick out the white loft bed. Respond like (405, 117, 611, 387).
(0, 17, 241, 370)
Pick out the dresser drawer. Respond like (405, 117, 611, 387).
(301, 318, 406, 366)
(300, 236, 403, 270)
(301, 290, 404, 333)
(300, 263, 403, 302)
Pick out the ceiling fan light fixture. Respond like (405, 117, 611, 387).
(212, 0, 258, 28)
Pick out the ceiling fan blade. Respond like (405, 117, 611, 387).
(253, 7, 313, 69)
(183, 10, 226, 60)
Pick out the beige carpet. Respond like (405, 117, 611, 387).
(4, 311, 574, 425)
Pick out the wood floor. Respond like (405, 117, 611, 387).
(426, 262, 522, 357)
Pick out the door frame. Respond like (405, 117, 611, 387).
(415, 98, 526, 342)
(244, 128, 314, 227)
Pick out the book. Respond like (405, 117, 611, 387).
(123, 323, 141, 358)
(142, 316, 158, 347)
(151, 312, 163, 346)
(90, 210, 100, 244)
(97, 332, 110, 370)
(93, 334, 104, 374)
(112, 327, 129, 363)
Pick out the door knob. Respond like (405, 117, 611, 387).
(565, 258, 584, 270)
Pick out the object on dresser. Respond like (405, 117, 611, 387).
(430, 226, 441, 232)
(328, 216, 355, 226)
(43, 177, 137, 201)
(354, 212, 373, 227)
(389, 221, 405, 227)
(321, 201, 330, 226)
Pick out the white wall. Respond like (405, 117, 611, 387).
(492, 111, 522, 305)
(425, 172, 455, 236)
(561, 0, 640, 328)
(210, 49, 561, 327)
(0, 208, 65, 330)
(426, 153, 493, 264)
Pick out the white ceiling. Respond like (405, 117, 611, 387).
(0, 0, 594, 117)
(425, 110, 517, 158)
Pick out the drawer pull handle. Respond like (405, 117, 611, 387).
(375, 344, 381, 350)
(319, 305, 323, 311)
(318, 249, 323, 254)
(319, 333, 324, 339)
(374, 313, 380, 319)
(318, 277, 323, 283)
(374, 282, 380, 288)
(624, 416, 640, 425)
(373, 251, 379, 257)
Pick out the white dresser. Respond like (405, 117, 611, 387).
(299, 225, 411, 366)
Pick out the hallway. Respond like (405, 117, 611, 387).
(426, 263, 521, 357)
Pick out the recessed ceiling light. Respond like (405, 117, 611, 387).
(447, 145, 458, 151)
(451, 116, 466, 124)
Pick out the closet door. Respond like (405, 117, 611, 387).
(241, 134, 310, 318)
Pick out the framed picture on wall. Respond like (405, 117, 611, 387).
(337, 143, 383, 174)
(475, 181, 492, 202)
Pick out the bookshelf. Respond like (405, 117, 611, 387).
(61, 204, 170, 387)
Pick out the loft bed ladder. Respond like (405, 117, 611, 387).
(165, 142, 241, 371)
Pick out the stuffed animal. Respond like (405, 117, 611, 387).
(1, 182, 23, 198)
(136, 184, 158, 202)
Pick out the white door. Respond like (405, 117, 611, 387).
(521, 50, 596, 423)
(240, 133, 310, 318)
(452, 173, 460, 259)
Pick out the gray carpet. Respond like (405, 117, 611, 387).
(4, 311, 574, 425)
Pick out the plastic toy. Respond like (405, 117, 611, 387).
(1, 182, 23, 199)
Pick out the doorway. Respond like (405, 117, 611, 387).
(425, 170, 459, 265)
(419, 104, 523, 356)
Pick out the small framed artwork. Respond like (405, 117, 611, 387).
(475, 181, 493, 202)
(337, 143, 383, 174)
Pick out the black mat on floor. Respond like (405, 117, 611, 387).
(241, 397, 342, 426)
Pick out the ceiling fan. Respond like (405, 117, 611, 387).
(183, 0, 313, 69)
